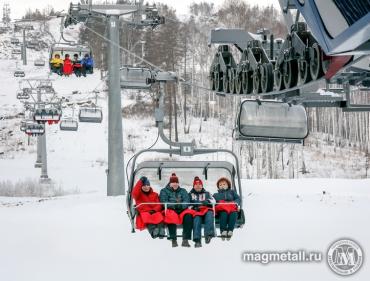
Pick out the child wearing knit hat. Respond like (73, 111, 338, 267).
(159, 173, 193, 248)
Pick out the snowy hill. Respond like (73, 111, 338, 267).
(1, 179, 370, 281)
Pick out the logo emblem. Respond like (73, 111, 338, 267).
(327, 239, 363, 276)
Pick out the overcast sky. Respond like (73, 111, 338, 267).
(2, 0, 279, 20)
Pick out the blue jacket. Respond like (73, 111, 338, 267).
(82, 57, 94, 67)
(213, 189, 241, 206)
(159, 184, 190, 211)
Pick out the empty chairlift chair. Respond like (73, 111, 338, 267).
(27, 40, 39, 49)
(34, 59, 45, 67)
(78, 107, 103, 123)
(37, 82, 55, 94)
(14, 69, 25, 77)
(59, 118, 78, 131)
(11, 48, 22, 55)
(10, 37, 19, 44)
(236, 100, 309, 143)
(120, 67, 152, 89)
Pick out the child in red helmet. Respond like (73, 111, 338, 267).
(189, 176, 215, 248)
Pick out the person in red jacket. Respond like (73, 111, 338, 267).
(72, 54, 82, 77)
(132, 176, 165, 239)
(62, 54, 73, 76)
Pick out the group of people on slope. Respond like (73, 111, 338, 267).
(50, 53, 94, 77)
(132, 173, 241, 248)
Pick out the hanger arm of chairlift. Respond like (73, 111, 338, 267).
(60, 17, 76, 44)
(156, 81, 195, 150)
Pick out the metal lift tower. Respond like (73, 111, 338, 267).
(65, 0, 164, 196)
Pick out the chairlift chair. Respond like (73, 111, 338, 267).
(235, 100, 309, 144)
(20, 120, 27, 132)
(11, 49, 22, 55)
(34, 59, 45, 67)
(120, 66, 152, 89)
(16, 91, 30, 100)
(37, 83, 55, 94)
(27, 40, 39, 49)
(24, 122, 45, 136)
(59, 118, 78, 131)
(49, 42, 93, 73)
(33, 108, 62, 123)
(78, 107, 103, 123)
(23, 24, 34, 31)
(126, 149, 245, 236)
(10, 37, 19, 44)
(50, 43, 92, 59)
(14, 70, 25, 77)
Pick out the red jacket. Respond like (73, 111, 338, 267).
(132, 180, 162, 213)
(63, 59, 73, 75)
(215, 200, 238, 214)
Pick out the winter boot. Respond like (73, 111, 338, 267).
(194, 241, 202, 248)
(158, 224, 166, 239)
(181, 239, 191, 247)
(205, 236, 213, 244)
(227, 231, 233, 241)
(221, 231, 228, 241)
(171, 240, 178, 248)
(152, 227, 160, 238)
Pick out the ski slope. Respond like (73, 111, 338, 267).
(0, 179, 369, 281)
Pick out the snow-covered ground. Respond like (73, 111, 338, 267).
(0, 179, 369, 281)
(1, 18, 369, 281)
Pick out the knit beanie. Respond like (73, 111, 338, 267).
(169, 173, 179, 183)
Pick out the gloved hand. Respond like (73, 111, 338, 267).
(175, 204, 183, 210)
(201, 200, 211, 207)
(192, 206, 200, 211)
(167, 204, 176, 210)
